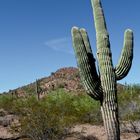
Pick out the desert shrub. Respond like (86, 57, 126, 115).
(45, 89, 101, 124)
(10, 96, 66, 140)
(118, 84, 140, 121)
(22, 85, 36, 96)
(0, 95, 14, 112)
(10, 89, 101, 139)
(19, 99, 66, 139)
(56, 82, 66, 89)
(123, 111, 140, 121)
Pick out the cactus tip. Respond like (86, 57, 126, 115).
(80, 28, 87, 34)
(71, 26, 79, 34)
(72, 26, 79, 30)
(125, 29, 133, 39)
(125, 29, 133, 33)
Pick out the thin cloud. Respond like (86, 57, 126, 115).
(45, 37, 74, 54)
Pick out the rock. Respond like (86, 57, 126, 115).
(0, 115, 15, 127)
(121, 121, 140, 133)
(0, 109, 8, 117)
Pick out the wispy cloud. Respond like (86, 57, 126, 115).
(45, 37, 74, 54)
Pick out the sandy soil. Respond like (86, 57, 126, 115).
(65, 124, 140, 140)
(0, 125, 13, 139)
(0, 124, 140, 140)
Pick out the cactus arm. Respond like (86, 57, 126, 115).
(80, 28, 99, 77)
(80, 28, 93, 54)
(115, 29, 133, 80)
(80, 28, 103, 94)
(80, 28, 103, 95)
(71, 27, 102, 100)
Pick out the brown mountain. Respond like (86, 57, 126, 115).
(4, 67, 124, 97)
(6, 67, 83, 97)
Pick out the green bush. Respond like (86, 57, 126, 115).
(3, 89, 101, 139)
(45, 89, 101, 124)
(0, 95, 14, 112)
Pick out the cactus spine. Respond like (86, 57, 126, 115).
(71, 0, 133, 140)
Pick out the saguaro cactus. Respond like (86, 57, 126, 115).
(36, 79, 42, 100)
(71, 0, 133, 140)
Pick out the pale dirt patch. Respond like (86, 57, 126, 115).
(0, 125, 13, 139)
(0, 123, 140, 140)
(65, 124, 140, 140)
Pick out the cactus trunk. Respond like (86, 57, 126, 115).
(71, 0, 133, 139)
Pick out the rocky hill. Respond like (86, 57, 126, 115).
(2, 67, 125, 98)
(3, 67, 82, 97)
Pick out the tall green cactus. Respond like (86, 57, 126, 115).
(36, 79, 42, 100)
(71, 0, 133, 140)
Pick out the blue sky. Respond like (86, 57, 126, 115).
(0, 0, 139, 93)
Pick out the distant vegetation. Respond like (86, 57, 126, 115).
(118, 84, 140, 121)
(0, 84, 140, 139)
